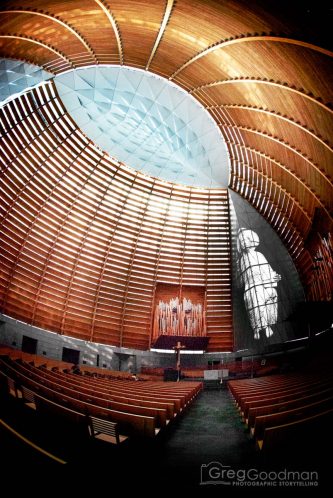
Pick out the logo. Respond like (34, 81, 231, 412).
(200, 462, 319, 487)
(200, 462, 232, 485)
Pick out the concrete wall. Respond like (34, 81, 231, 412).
(0, 314, 232, 372)
(229, 190, 306, 354)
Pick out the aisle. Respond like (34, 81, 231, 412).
(153, 388, 257, 488)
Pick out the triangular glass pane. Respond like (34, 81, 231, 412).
(94, 68, 114, 90)
(76, 88, 95, 103)
(13, 63, 26, 74)
(124, 69, 144, 91)
(79, 68, 96, 88)
(0, 73, 9, 83)
(58, 71, 76, 90)
(7, 71, 22, 83)
(100, 70, 119, 92)
(54, 65, 230, 187)
(74, 72, 93, 90)
(93, 88, 112, 104)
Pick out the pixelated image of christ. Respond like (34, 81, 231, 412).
(237, 229, 281, 339)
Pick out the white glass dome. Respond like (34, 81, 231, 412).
(55, 65, 230, 187)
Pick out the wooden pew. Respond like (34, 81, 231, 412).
(241, 380, 333, 421)
(254, 396, 333, 443)
(247, 387, 333, 429)
(259, 408, 333, 451)
(232, 376, 333, 409)
(38, 367, 176, 419)
(9, 360, 176, 423)
(0, 361, 157, 438)
(0, 347, 202, 407)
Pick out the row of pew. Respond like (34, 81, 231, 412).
(0, 347, 154, 381)
(228, 370, 333, 451)
(141, 359, 279, 379)
(0, 347, 202, 440)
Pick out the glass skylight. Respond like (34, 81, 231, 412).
(0, 58, 52, 105)
(55, 65, 230, 188)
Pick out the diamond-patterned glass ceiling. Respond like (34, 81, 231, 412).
(55, 66, 230, 187)
(0, 58, 52, 105)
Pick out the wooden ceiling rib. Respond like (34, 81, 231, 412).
(93, 0, 123, 64)
(0, 9, 97, 63)
(191, 79, 333, 127)
(170, 36, 333, 82)
(0, 34, 73, 73)
(172, 44, 333, 98)
(101, 0, 169, 68)
(218, 105, 333, 155)
(0, 0, 332, 348)
(145, 0, 174, 70)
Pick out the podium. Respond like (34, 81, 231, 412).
(164, 368, 179, 381)
(204, 370, 220, 380)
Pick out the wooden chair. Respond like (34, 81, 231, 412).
(21, 386, 36, 409)
(88, 416, 128, 445)
(7, 377, 21, 398)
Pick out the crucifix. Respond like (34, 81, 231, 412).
(173, 341, 186, 381)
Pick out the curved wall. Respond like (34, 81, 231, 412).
(0, 82, 233, 351)
(0, 314, 233, 371)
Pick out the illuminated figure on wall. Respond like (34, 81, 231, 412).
(237, 229, 281, 339)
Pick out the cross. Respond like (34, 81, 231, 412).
(173, 341, 186, 381)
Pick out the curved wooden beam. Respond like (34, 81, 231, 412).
(231, 175, 305, 256)
(59, 155, 116, 334)
(191, 78, 333, 115)
(170, 35, 333, 80)
(30, 153, 103, 326)
(119, 181, 155, 346)
(221, 123, 333, 190)
(147, 187, 174, 349)
(226, 140, 333, 224)
(0, 34, 73, 68)
(89, 170, 137, 342)
(229, 145, 311, 222)
(94, 0, 123, 64)
(209, 103, 333, 153)
(1, 135, 88, 310)
(0, 9, 97, 63)
(231, 165, 306, 245)
(231, 170, 307, 232)
(145, 0, 175, 70)
(0, 87, 83, 309)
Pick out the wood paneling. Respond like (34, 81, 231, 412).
(0, 83, 232, 351)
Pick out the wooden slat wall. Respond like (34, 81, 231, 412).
(0, 82, 233, 351)
(1, 0, 332, 301)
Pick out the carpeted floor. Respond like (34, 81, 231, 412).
(0, 386, 330, 490)
(127, 387, 329, 490)
(156, 389, 257, 483)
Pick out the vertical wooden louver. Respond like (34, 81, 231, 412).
(0, 82, 233, 351)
